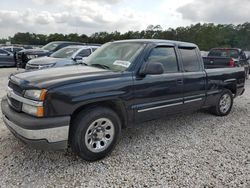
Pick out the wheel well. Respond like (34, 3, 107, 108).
(224, 83, 236, 95)
(70, 100, 128, 129)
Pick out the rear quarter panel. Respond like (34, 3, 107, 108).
(204, 67, 245, 107)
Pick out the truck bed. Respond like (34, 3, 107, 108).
(205, 67, 245, 97)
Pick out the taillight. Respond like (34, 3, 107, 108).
(229, 58, 235, 67)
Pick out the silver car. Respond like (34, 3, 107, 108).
(26, 45, 99, 70)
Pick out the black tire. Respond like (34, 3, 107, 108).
(69, 107, 121, 161)
(210, 90, 233, 116)
(246, 68, 249, 80)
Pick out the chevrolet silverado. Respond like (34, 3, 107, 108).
(1, 40, 245, 161)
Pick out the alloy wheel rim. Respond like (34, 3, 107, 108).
(85, 118, 115, 153)
(219, 94, 231, 114)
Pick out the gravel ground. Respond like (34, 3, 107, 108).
(0, 68, 249, 187)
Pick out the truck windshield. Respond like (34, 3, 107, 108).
(85, 42, 145, 72)
(50, 47, 80, 58)
(42, 42, 60, 51)
(208, 49, 239, 58)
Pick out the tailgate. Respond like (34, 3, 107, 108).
(203, 57, 231, 68)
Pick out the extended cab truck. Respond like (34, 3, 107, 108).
(1, 40, 245, 161)
(203, 48, 250, 79)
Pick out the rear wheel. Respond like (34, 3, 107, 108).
(70, 107, 121, 161)
(210, 90, 233, 116)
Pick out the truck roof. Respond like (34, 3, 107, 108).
(113, 39, 197, 48)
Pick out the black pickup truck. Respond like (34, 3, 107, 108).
(203, 48, 249, 78)
(15, 41, 95, 68)
(1, 40, 245, 161)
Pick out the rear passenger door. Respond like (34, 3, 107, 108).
(178, 47, 206, 110)
(133, 46, 184, 122)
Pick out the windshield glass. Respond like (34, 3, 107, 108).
(85, 42, 145, 71)
(50, 47, 80, 58)
(42, 42, 60, 51)
(208, 49, 239, 58)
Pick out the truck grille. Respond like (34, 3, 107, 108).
(8, 81, 23, 96)
(7, 96, 22, 112)
(7, 81, 24, 112)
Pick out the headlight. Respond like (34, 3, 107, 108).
(38, 63, 56, 69)
(22, 103, 44, 117)
(27, 55, 38, 59)
(22, 89, 47, 117)
(24, 89, 47, 101)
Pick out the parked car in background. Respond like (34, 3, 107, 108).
(0, 49, 16, 67)
(203, 48, 249, 79)
(1, 39, 245, 161)
(1, 46, 24, 53)
(26, 45, 99, 70)
(200, 51, 208, 57)
(16, 41, 100, 68)
(245, 51, 250, 73)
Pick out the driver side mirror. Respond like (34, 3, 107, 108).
(73, 56, 83, 62)
(139, 62, 164, 76)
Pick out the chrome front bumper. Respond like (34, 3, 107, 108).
(1, 97, 70, 150)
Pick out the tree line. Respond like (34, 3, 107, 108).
(1, 23, 250, 51)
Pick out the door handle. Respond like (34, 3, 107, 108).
(176, 79, 183, 85)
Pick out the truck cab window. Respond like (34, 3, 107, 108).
(179, 48, 200, 72)
(147, 47, 178, 73)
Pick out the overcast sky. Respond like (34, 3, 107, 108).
(0, 0, 249, 38)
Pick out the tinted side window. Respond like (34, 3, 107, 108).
(147, 47, 178, 73)
(179, 48, 200, 72)
(4, 48, 12, 52)
(78, 49, 91, 57)
(13, 48, 22, 52)
(0, 49, 8, 54)
(92, 48, 98, 52)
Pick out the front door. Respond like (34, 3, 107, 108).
(132, 46, 184, 123)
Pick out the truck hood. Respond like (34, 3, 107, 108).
(11, 65, 119, 89)
(27, 56, 68, 65)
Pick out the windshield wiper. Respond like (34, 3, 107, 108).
(79, 62, 88, 66)
(91, 63, 110, 70)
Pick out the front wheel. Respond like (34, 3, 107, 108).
(210, 90, 233, 116)
(70, 107, 121, 161)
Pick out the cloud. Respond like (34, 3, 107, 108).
(32, 0, 120, 5)
(177, 0, 250, 23)
(0, 0, 146, 37)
